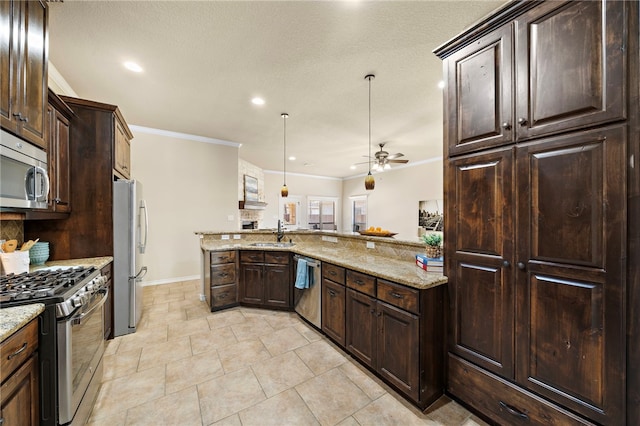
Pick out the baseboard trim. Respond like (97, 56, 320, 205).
(142, 275, 200, 286)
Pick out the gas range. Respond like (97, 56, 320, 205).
(0, 266, 106, 317)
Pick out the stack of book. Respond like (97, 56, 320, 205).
(415, 254, 444, 272)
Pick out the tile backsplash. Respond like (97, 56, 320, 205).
(0, 220, 24, 245)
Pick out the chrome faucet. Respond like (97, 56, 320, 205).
(276, 220, 285, 242)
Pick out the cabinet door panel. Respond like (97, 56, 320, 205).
(516, 126, 626, 423)
(446, 148, 515, 377)
(346, 289, 376, 368)
(377, 302, 419, 401)
(0, 0, 18, 132)
(516, 0, 625, 139)
(264, 265, 290, 308)
(240, 264, 263, 304)
(54, 109, 70, 211)
(445, 25, 513, 156)
(322, 278, 345, 346)
(19, 0, 47, 148)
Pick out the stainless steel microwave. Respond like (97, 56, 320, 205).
(1, 129, 50, 210)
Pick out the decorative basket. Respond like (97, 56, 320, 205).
(425, 245, 442, 258)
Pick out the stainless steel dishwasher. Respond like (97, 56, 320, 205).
(293, 255, 322, 329)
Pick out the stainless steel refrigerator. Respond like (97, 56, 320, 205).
(113, 179, 148, 337)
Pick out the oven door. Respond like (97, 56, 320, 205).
(57, 289, 107, 425)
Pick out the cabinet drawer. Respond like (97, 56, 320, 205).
(241, 251, 264, 263)
(101, 263, 113, 281)
(211, 263, 236, 286)
(0, 319, 38, 383)
(322, 263, 345, 285)
(211, 250, 236, 264)
(211, 284, 238, 309)
(377, 279, 419, 314)
(448, 354, 593, 425)
(346, 270, 376, 297)
(265, 251, 289, 265)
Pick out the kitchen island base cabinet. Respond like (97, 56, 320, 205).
(324, 261, 444, 410)
(239, 251, 291, 310)
(204, 251, 238, 311)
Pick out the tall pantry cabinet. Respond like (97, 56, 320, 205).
(434, 1, 639, 425)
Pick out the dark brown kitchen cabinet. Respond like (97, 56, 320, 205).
(445, 147, 514, 378)
(376, 300, 419, 402)
(435, 1, 637, 423)
(321, 263, 346, 347)
(344, 269, 444, 409)
(45, 89, 73, 214)
(114, 120, 131, 179)
(25, 97, 133, 260)
(101, 262, 113, 339)
(442, 0, 625, 156)
(345, 288, 377, 368)
(239, 250, 290, 309)
(0, 318, 39, 426)
(205, 251, 238, 311)
(0, 0, 48, 149)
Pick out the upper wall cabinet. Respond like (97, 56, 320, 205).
(0, 0, 48, 149)
(442, 0, 625, 156)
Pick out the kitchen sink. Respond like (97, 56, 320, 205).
(249, 242, 296, 247)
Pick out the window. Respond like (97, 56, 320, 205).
(351, 196, 367, 232)
(308, 199, 336, 230)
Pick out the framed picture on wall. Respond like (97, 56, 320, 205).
(244, 175, 259, 202)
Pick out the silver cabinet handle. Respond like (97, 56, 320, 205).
(7, 342, 28, 360)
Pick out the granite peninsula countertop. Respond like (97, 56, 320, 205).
(0, 303, 44, 343)
(200, 240, 447, 290)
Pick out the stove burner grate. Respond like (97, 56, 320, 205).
(0, 266, 95, 303)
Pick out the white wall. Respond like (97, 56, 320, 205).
(342, 160, 443, 241)
(130, 130, 239, 284)
(262, 172, 343, 229)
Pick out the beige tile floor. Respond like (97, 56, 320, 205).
(87, 280, 488, 426)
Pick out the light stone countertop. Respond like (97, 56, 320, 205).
(201, 241, 447, 290)
(30, 256, 113, 272)
(0, 303, 44, 343)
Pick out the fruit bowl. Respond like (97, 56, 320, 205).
(357, 230, 397, 237)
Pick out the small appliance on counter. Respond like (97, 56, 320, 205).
(113, 179, 149, 337)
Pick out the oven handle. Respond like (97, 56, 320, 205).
(71, 288, 108, 326)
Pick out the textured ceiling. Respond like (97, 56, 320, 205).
(47, 0, 505, 179)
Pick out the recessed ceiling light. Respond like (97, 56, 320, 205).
(288, 156, 296, 161)
(437, 80, 445, 89)
(251, 97, 265, 105)
(124, 61, 143, 73)
(350, 165, 356, 170)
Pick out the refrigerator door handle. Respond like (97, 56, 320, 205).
(132, 266, 148, 281)
(139, 200, 149, 253)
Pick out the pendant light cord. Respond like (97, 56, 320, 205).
(368, 76, 372, 173)
(282, 113, 288, 185)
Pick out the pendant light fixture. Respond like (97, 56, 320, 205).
(280, 113, 289, 197)
(364, 74, 375, 190)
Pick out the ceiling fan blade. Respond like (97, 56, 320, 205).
(387, 153, 404, 160)
(388, 159, 409, 164)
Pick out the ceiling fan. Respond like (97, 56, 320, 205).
(356, 142, 409, 171)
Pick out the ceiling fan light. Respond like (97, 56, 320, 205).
(384, 163, 391, 170)
(365, 171, 375, 190)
